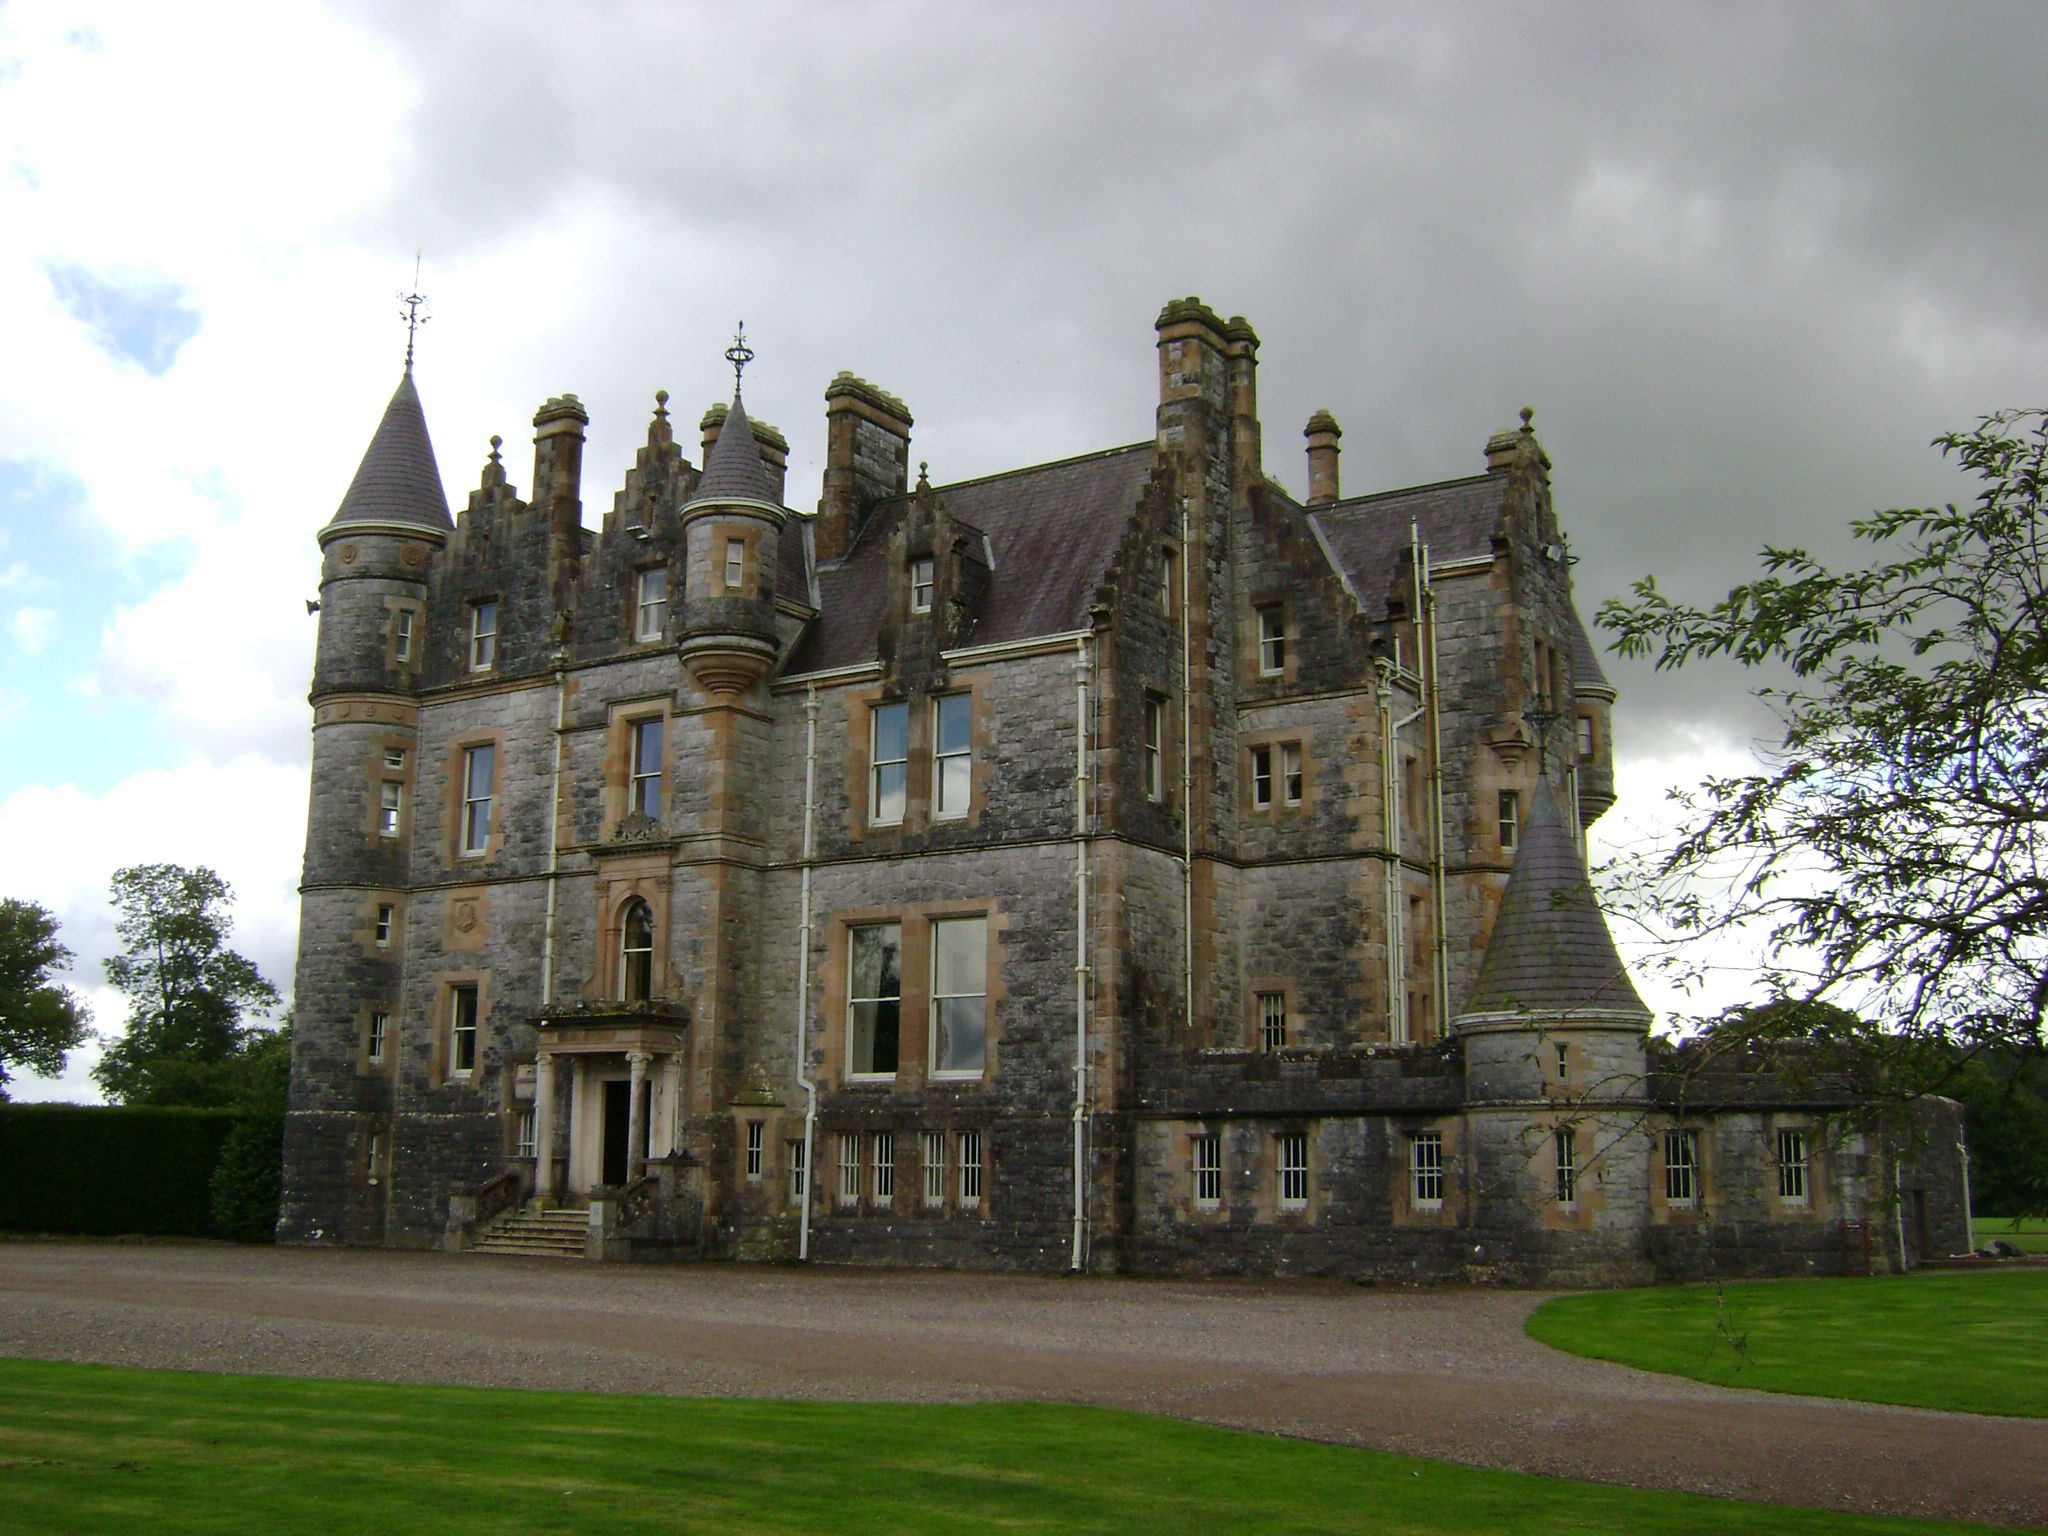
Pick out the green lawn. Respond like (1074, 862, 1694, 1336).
(1527, 1269, 2048, 1417)
(1975, 1216, 2048, 1254)
(0, 1358, 2018, 1535)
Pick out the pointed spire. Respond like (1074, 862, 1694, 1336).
(685, 391, 780, 509)
(325, 371, 451, 534)
(1462, 782, 1649, 1019)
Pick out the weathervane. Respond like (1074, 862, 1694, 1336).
(398, 254, 429, 370)
(724, 321, 754, 394)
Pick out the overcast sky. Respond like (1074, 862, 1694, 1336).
(3, 0, 2043, 1099)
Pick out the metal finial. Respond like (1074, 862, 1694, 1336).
(398, 253, 429, 371)
(724, 322, 754, 393)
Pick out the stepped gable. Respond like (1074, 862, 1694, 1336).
(325, 370, 451, 533)
(1306, 474, 1499, 613)
(1463, 781, 1650, 1019)
(686, 392, 781, 508)
(788, 441, 1153, 674)
(1565, 606, 1614, 694)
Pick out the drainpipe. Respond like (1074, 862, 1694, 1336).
(1893, 1153, 1910, 1273)
(796, 686, 820, 1261)
(1415, 523, 1450, 1037)
(1960, 1130, 1975, 1255)
(1071, 636, 1093, 1271)
(1380, 660, 1424, 1044)
(540, 653, 569, 1008)
(1179, 495, 1195, 1038)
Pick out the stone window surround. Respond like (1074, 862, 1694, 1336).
(358, 892, 404, 957)
(845, 678, 989, 837)
(1245, 978, 1295, 1052)
(632, 563, 670, 643)
(1410, 1129, 1445, 1211)
(361, 732, 416, 845)
(1273, 1128, 1313, 1215)
(602, 696, 672, 837)
(436, 974, 488, 1086)
(1242, 726, 1312, 816)
(1662, 1126, 1702, 1209)
(825, 900, 1004, 1090)
(592, 867, 670, 1004)
(1774, 1122, 1818, 1212)
(447, 734, 504, 862)
(1251, 600, 1290, 680)
(468, 597, 500, 673)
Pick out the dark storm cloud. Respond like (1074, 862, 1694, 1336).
(335, 0, 2048, 757)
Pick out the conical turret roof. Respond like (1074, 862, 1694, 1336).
(686, 393, 780, 508)
(325, 370, 451, 534)
(1463, 781, 1650, 1019)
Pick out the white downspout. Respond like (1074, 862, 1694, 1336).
(1071, 637, 1093, 1272)
(1960, 1130, 1975, 1255)
(796, 686, 820, 1261)
(1416, 525, 1450, 1037)
(1179, 495, 1195, 1038)
(1381, 660, 1424, 1045)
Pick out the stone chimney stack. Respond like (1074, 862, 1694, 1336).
(533, 393, 588, 602)
(1223, 315, 1261, 499)
(816, 373, 912, 565)
(1303, 410, 1342, 506)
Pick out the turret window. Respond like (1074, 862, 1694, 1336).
(635, 568, 668, 641)
(723, 539, 746, 592)
(1498, 790, 1520, 850)
(1576, 714, 1596, 759)
(461, 744, 495, 855)
(619, 898, 655, 1001)
(378, 781, 403, 838)
(1555, 1129, 1578, 1209)
(394, 610, 416, 663)
(870, 702, 908, 825)
(910, 557, 934, 614)
(469, 601, 498, 672)
(933, 694, 971, 819)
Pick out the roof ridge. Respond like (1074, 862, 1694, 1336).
(1318, 471, 1495, 512)
(919, 440, 1151, 498)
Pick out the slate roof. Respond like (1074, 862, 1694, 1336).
(1565, 606, 1614, 695)
(784, 442, 1155, 675)
(687, 393, 781, 508)
(326, 370, 452, 533)
(1462, 782, 1650, 1019)
(1307, 474, 1502, 613)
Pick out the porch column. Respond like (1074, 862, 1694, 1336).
(627, 1050, 651, 1181)
(569, 1056, 588, 1191)
(533, 1051, 558, 1202)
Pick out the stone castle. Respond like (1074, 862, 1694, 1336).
(280, 298, 1964, 1282)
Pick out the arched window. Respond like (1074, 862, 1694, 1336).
(619, 899, 655, 1001)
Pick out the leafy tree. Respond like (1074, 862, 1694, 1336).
(0, 898, 91, 1098)
(1600, 409, 2048, 1075)
(209, 1018, 293, 1243)
(94, 864, 279, 1107)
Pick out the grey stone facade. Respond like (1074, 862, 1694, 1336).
(279, 300, 1966, 1283)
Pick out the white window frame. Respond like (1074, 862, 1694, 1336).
(618, 899, 655, 1001)
(872, 1130, 896, 1201)
(629, 717, 664, 820)
(837, 1131, 861, 1206)
(909, 556, 934, 614)
(461, 744, 495, 856)
(1192, 1133, 1222, 1209)
(928, 915, 989, 1079)
(786, 1138, 807, 1204)
(1499, 790, 1520, 850)
(379, 780, 403, 838)
(394, 608, 415, 663)
(1143, 696, 1165, 801)
(367, 1010, 388, 1064)
(846, 922, 903, 1079)
(1555, 1128, 1578, 1209)
(922, 1131, 947, 1206)
(374, 903, 395, 947)
(723, 538, 746, 592)
(957, 1129, 983, 1205)
(1410, 1131, 1444, 1211)
(869, 702, 908, 826)
(1576, 713, 1596, 759)
(745, 1120, 765, 1181)
(933, 694, 972, 821)
(1277, 1132, 1310, 1210)
(1257, 991, 1287, 1053)
(469, 600, 498, 672)
(634, 566, 669, 641)
(1250, 744, 1274, 808)
(1159, 544, 1177, 616)
(514, 1106, 536, 1159)
(383, 747, 406, 771)
(1665, 1129, 1699, 1207)
(1281, 742, 1303, 806)
(1256, 605, 1286, 675)
(1777, 1128, 1810, 1205)
(449, 985, 479, 1078)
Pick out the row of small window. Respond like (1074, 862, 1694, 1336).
(848, 917, 988, 1077)
(1656, 1128, 1814, 1207)
(1190, 1130, 1317, 1210)
(807, 1128, 986, 1210)
(447, 556, 736, 676)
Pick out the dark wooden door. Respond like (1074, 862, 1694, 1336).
(602, 1078, 632, 1187)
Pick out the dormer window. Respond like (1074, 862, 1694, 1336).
(469, 601, 498, 672)
(635, 568, 668, 641)
(910, 557, 934, 614)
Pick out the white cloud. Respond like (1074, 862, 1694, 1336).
(9, 606, 53, 653)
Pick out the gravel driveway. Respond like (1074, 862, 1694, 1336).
(1, 1241, 2040, 1529)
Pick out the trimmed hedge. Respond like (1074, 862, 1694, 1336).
(0, 1104, 257, 1238)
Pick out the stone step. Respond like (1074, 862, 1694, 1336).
(470, 1205, 592, 1259)
(473, 1240, 585, 1258)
